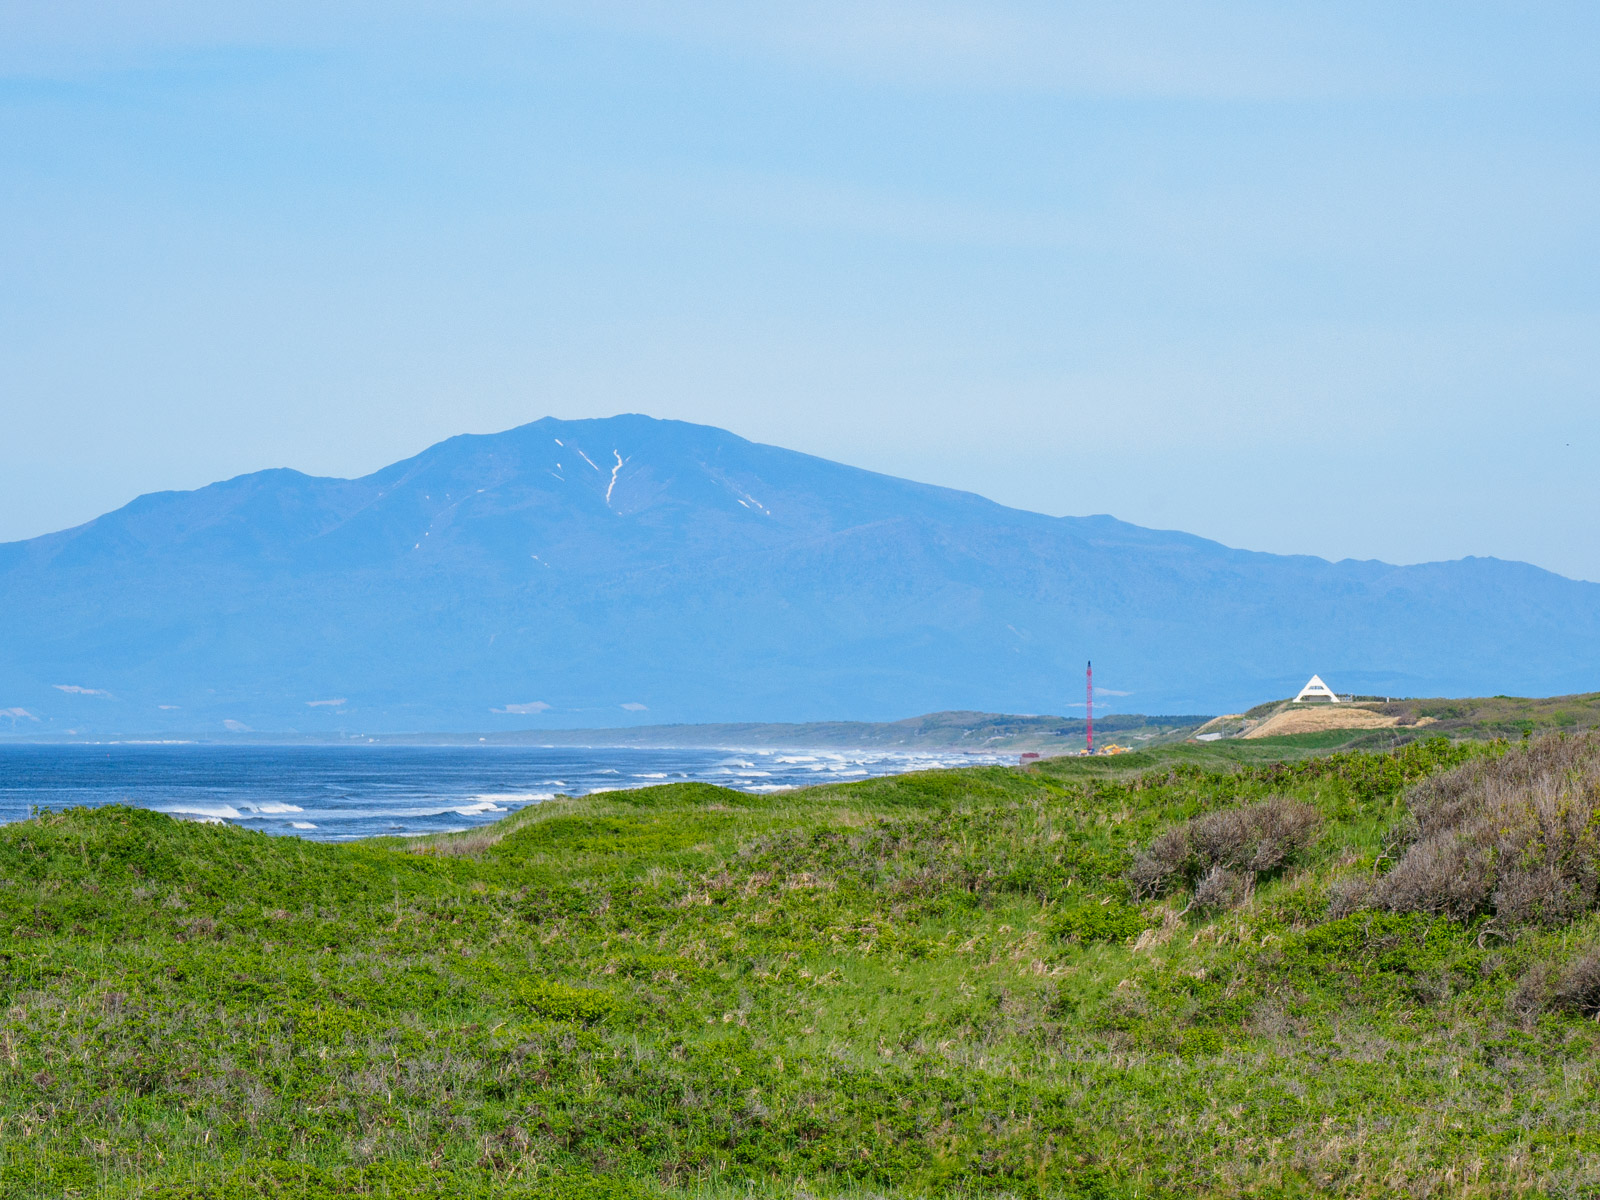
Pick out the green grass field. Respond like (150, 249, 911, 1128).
(3, 734, 1598, 1198)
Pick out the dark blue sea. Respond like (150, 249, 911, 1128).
(0, 744, 1009, 841)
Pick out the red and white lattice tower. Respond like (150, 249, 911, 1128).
(1086, 660, 1094, 755)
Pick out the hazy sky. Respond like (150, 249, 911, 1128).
(4, 2, 1599, 578)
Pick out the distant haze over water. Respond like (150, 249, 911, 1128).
(0, 745, 1010, 842)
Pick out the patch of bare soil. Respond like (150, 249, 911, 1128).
(1242, 704, 1433, 739)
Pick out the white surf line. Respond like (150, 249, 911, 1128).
(605, 450, 625, 506)
(576, 448, 601, 472)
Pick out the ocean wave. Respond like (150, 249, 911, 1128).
(160, 803, 242, 820)
(291, 797, 552, 821)
(743, 784, 795, 793)
(632, 772, 668, 779)
(162, 801, 310, 820)
(290, 821, 317, 830)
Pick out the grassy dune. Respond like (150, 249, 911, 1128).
(1231, 692, 1600, 746)
(3, 736, 1599, 1198)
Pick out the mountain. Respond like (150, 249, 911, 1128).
(2, 414, 1597, 734)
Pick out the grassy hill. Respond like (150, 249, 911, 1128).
(4, 733, 1600, 1197)
(1189, 690, 1600, 754)
(1382, 691, 1600, 738)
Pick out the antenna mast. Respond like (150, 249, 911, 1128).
(1086, 660, 1094, 755)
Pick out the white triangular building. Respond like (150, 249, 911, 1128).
(1294, 674, 1340, 703)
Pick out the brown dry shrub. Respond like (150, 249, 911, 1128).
(1326, 876, 1374, 920)
(1126, 797, 1321, 906)
(1188, 809, 1255, 873)
(1366, 733, 1600, 925)
(1126, 826, 1191, 899)
(1550, 948, 1600, 1016)
(1247, 800, 1325, 872)
(1510, 962, 1557, 1022)
(1370, 837, 1497, 923)
(1192, 867, 1251, 913)
(1494, 866, 1586, 927)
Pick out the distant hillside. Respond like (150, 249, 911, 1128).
(1190, 690, 1600, 751)
(0, 710, 1209, 753)
(393, 710, 1210, 753)
(3, 414, 1598, 734)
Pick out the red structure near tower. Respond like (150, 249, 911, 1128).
(1086, 660, 1094, 755)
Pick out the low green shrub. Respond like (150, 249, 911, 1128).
(1051, 899, 1151, 944)
(516, 979, 618, 1024)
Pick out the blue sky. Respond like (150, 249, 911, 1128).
(4, 2, 1599, 578)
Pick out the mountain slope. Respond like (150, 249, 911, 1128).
(2, 414, 1597, 733)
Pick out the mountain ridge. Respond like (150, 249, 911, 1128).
(3, 414, 1597, 733)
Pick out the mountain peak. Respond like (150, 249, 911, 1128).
(3, 417, 1596, 733)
